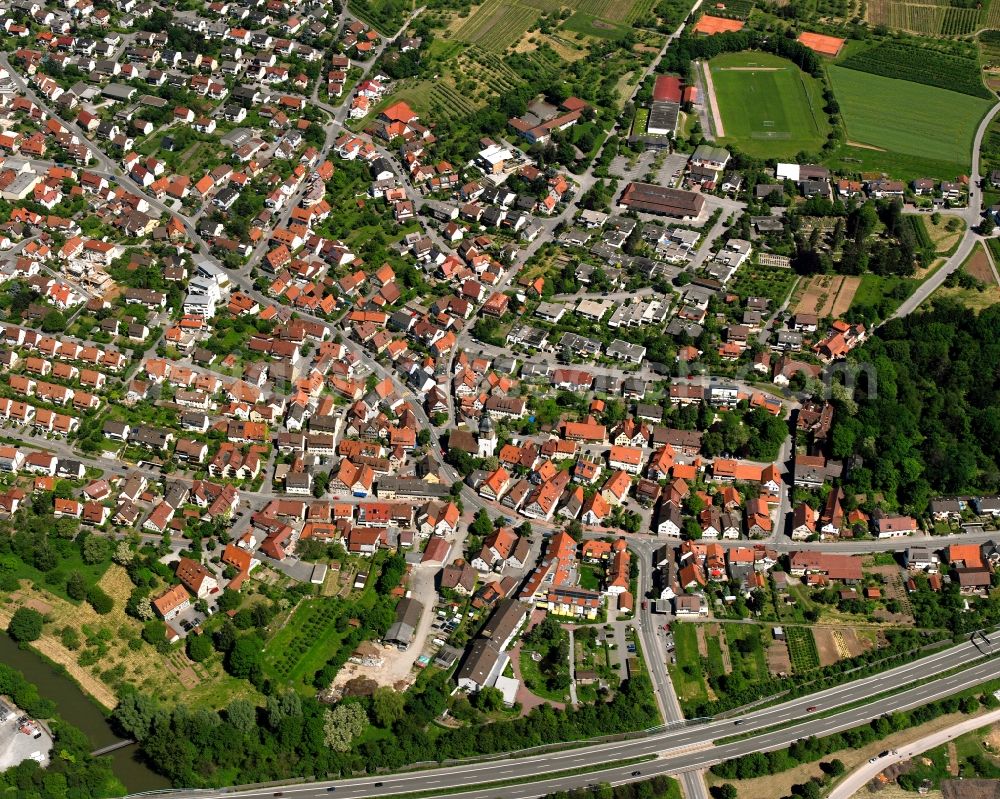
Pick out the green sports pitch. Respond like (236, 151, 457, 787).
(708, 51, 830, 158)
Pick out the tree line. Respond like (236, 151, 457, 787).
(112, 672, 659, 787)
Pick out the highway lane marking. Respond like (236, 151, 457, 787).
(217, 648, 994, 799)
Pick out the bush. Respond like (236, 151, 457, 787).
(87, 586, 113, 615)
(66, 571, 88, 601)
(8, 607, 44, 642)
(186, 634, 213, 663)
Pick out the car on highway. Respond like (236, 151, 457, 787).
(631, 771, 642, 777)
(733, 720, 745, 726)
(869, 757, 878, 764)
(374, 783, 383, 788)
(326, 788, 336, 793)
(806, 706, 817, 712)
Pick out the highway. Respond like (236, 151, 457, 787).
(144, 639, 999, 799)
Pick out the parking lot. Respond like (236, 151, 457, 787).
(0, 702, 51, 770)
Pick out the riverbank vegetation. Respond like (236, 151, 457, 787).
(0, 662, 124, 798)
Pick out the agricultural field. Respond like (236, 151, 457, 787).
(574, 0, 657, 23)
(728, 263, 799, 305)
(866, 0, 984, 36)
(793, 274, 861, 317)
(942, 5, 984, 34)
(454, 0, 542, 52)
(708, 51, 830, 158)
(838, 42, 992, 99)
(710, 0, 755, 17)
(785, 626, 820, 672)
(866, 0, 947, 34)
(561, 12, 630, 38)
(0, 567, 253, 710)
(976, 29, 1000, 91)
(428, 83, 479, 120)
(828, 66, 991, 175)
(348, 0, 414, 34)
(452, 0, 661, 52)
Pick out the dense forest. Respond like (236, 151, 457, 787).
(830, 301, 1000, 514)
(114, 673, 659, 787)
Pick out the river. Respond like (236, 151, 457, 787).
(0, 635, 170, 794)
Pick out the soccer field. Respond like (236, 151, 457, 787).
(828, 65, 989, 171)
(709, 51, 830, 158)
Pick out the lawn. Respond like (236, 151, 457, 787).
(633, 106, 650, 136)
(519, 646, 571, 702)
(667, 622, 709, 704)
(850, 273, 919, 317)
(705, 635, 726, 679)
(261, 597, 354, 688)
(724, 624, 769, 683)
(729, 263, 798, 305)
(935, 282, 1000, 312)
(263, 553, 382, 690)
(578, 564, 602, 591)
(709, 51, 830, 158)
(828, 65, 991, 177)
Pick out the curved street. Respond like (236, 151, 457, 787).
(826, 705, 1000, 799)
(891, 99, 1000, 320)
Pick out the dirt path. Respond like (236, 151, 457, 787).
(715, 625, 733, 674)
(947, 741, 959, 775)
(701, 60, 725, 138)
(695, 624, 709, 658)
(846, 140, 887, 151)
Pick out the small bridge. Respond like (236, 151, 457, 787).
(91, 739, 135, 756)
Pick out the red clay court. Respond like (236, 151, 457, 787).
(797, 31, 845, 56)
(692, 15, 745, 34)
